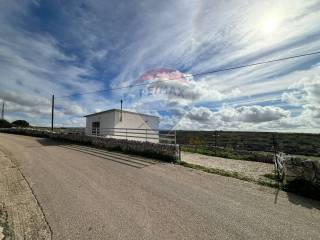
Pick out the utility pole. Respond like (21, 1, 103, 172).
(1, 101, 4, 120)
(120, 99, 123, 122)
(51, 94, 54, 131)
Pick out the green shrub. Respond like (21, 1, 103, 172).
(0, 119, 11, 128)
(11, 120, 29, 128)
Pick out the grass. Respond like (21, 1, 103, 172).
(176, 130, 320, 157)
(179, 161, 280, 188)
(263, 170, 281, 181)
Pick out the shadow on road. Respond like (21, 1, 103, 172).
(36, 138, 157, 169)
(36, 138, 66, 146)
(285, 191, 320, 210)
(271, 179, 320, 210)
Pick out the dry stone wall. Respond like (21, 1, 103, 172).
(276, 153, 320, 191)
(0, 128, 180, 162)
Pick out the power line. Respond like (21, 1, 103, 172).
(57, 50, 320, 99)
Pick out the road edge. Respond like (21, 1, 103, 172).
(0, 148, 52, 239)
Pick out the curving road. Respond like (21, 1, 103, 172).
(0, 133, 319, 240)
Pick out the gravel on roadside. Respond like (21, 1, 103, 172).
(181, 151, 274, 181)
(0, 149, 51, 240)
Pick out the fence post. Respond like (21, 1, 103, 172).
(214, 130, 217, 155)
(174, 130, 177, 145)
(126, 128, 128, 140)
(272, 134, 280, 179)
(146, 129, 148, 142)
(51, 94, 54, 132)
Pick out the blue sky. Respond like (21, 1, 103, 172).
(1, 0, 320, 132)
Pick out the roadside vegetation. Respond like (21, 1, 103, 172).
(177, 130, 320, 157)
(0, 119, 11, 128)
(0, 119, 30, 129)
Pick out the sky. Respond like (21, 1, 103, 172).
(0, 0, 320, 132)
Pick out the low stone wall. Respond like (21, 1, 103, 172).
(0, 128, 180, 162)
(275, 153, 320, 191)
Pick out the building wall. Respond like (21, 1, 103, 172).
(85, 111, 116, 136)
(85, 110, 160, 143)
(114, 110, 160, 143)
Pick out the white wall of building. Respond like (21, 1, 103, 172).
(85, 109, 160, 143)
(85, 111, 116, 136)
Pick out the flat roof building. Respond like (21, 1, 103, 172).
(84, 109, 160, 143)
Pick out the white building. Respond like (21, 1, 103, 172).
(84, 109, 160, 143)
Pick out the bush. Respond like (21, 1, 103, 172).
(11, 120, 29, 128)
(0, 119, 11, 128)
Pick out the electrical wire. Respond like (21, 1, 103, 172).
(56, 50, 320, 99)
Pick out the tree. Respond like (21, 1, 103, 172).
(0, 119, 11, 128)
(11, 120, 29, 128)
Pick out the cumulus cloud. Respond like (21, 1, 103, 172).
(232, 106, 290, 123)
(282, 64, 320, 123)
(0, 89, 50, 107)
(160, 104, 303, 132)
(185, 105, 289, 124)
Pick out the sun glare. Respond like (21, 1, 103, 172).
(261, 18, 279, 34)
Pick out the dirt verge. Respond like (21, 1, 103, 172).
(0, 149, 51, 239)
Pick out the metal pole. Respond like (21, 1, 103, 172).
(51, 94, 54, 131)
(146, 129, 148, 142)
(174, 130, 177, 145)
(214, 130, 217, 154)
(120, 99, 123, 121)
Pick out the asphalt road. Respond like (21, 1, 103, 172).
(0, 133, 320, 240)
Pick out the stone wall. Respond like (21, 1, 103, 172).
(275, 153, 320, 191)
(0, 128, 180, 162)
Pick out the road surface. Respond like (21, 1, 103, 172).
(0, 133, 319, 240)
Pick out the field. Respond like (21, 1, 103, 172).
(175, 130, 320, 157)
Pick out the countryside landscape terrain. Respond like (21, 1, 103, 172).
(1, 0, 320, 239)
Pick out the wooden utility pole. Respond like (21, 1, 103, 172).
(51, 94, 54, 131)
(1, 101, 4, 120)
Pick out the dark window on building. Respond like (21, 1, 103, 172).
(92, 121, 100, 135)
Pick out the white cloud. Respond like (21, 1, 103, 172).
(232, 105, 290, 123)
(1, 0, 320, 132)
(185, 105, 290, 124)
(282, 64, 320, 123)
